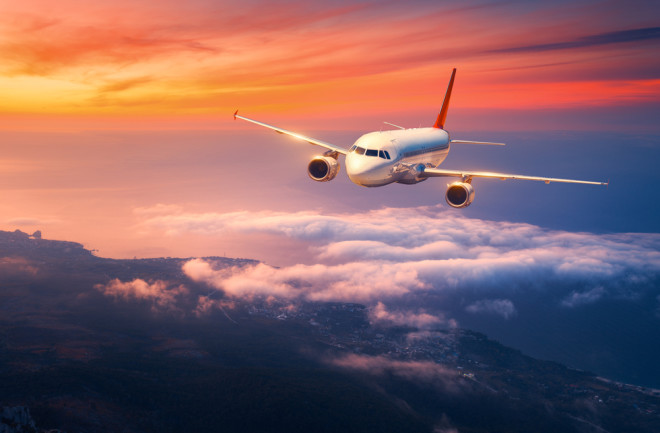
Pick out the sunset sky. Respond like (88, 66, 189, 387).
(1, 0, 660, 262)
(2, 0, 659, 130)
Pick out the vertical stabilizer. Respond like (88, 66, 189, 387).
(433, 68, 456, 129)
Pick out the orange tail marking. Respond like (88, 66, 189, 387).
(433, 68, 456, 129)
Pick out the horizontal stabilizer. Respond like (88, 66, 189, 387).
(383, 121, 405, 130)
(451, 139, 506, 146)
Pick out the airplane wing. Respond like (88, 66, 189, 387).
(234, 111, 349, 155)
(422, 167, 608, 186)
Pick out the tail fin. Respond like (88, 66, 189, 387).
(433, 68, 456, 129)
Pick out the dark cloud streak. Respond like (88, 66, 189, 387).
(489, 26, 660, 54)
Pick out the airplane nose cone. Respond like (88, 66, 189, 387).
(348, 170, 368, 186)
(345, 155, 364, 184)
(345, 154, 387, 187)
(345, 154, 370, 185)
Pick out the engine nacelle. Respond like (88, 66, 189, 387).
(307, 156, 340, 182)
(445, 182, 475, 208)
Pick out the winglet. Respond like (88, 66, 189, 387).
(433, 68, 456, 129)
(233, 109, 239, 120)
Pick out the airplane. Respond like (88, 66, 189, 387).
(234, 68, 608, 208)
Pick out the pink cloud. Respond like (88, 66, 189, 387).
(95, 278, 188, 312)
(0, 256, 38, 275)
(194, 295, 238, 321)
(370, 302, 446, 329)
(328, 353, 459, 389)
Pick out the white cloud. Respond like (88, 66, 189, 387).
(139, 206, 660, 315)
(142, 205, 660, 268)
(561, 286, 606, 308)
(183, 259, 424, 303)
(465, 299, 517, 319)
(317, 239, 464, 262)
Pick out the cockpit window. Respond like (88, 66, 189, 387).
(353, 146, 391, 159)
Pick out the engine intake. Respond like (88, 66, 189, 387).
(308, 156, 340, 182)
(445, 182, 475, 208)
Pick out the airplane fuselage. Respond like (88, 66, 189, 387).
(345, 127, 450, 187)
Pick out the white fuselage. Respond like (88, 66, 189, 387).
(345, 127, 450, 187)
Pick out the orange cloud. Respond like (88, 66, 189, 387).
(0, 1, 657, 129)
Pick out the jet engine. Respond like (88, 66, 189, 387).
(445, 181, 475, 208)
(307, 156, 340, 182)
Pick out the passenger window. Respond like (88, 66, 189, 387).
(365, 149, 378, 157)
(355, 147, 365, 155)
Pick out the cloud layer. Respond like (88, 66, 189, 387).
(142, 205, 660, 326)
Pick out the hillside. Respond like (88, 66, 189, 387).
(1, 230, 659, 432)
